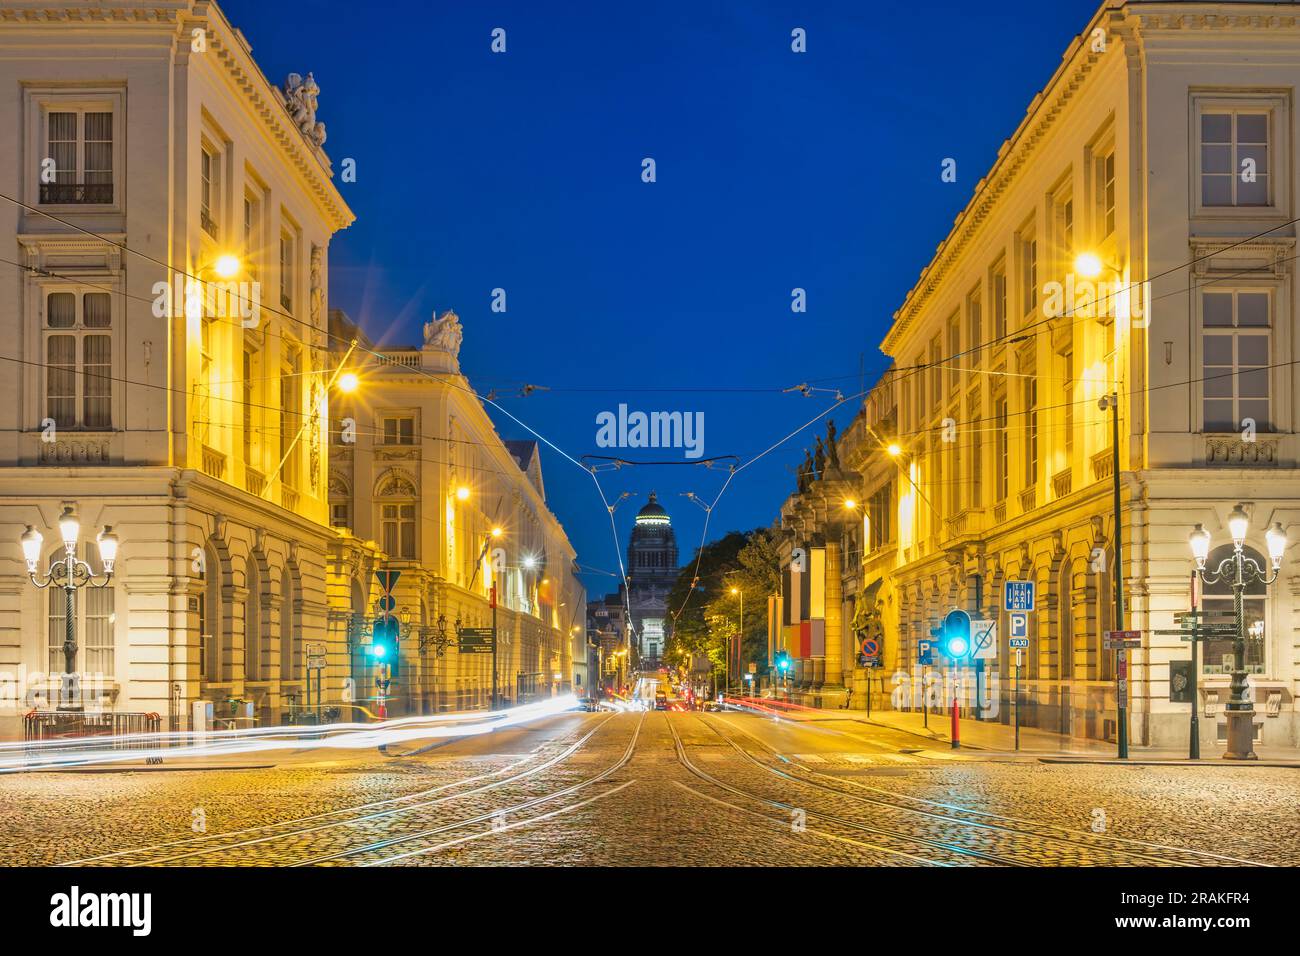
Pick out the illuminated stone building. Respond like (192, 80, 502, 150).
(0, 0, 354, 733)
(776, 0, 1300, 750)
(625, 493, 677, 666)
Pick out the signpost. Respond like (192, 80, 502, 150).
(373, 570, 401, 719)
(458, 627, 495, 655)
(1155, 603, 1239, 759)
(305, 642, 327, 722)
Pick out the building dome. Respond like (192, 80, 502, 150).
(635, 492, 670, 525)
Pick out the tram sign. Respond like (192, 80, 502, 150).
(1003, 581, 1035, 613)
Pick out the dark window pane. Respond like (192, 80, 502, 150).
(1202, 175, 1232, 206)
(1203, 293, 1233, 327)
(1236, 113, 1267, 144)
(1203, 399, 1235, 431)
(1201, 113, 1232, 143)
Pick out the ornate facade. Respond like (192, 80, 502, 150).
(776, 0, 1300, 750)
(625, 493, 677, 665)
(327, 310, 585, 713)
(0, 1, 354, 733)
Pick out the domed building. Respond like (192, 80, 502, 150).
(626, 492, 678, 665)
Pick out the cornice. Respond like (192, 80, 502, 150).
(0, 6, 187, 23)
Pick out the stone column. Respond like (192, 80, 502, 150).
(824, 540, 844, 688)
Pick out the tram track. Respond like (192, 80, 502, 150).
(61, 713, 625, 867)
(704, 712, 1273, 867)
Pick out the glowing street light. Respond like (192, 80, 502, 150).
(886, 442, 902, 458)
(1073, 251, 1104, 279)
(20, 504, 118, 711)
(1188, 504, 1287, 759)
(336, 371, 359, 394)
(213, 254, 241, 279)
(456, 486, 471, 501)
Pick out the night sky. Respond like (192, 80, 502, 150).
(220, 0, 1098, 596)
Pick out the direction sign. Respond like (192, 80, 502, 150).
(1104, 629, 1141, 650)
(1009, 637, 1029, 648)
(1004, 581, 1035, 613)
(1009, 613, 1028, 639)
(458, 627, 495, 654)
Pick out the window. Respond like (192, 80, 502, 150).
(331, 502, 350, 529)
(1202, 290, 1270, 432)
(280, 347, 302, 487)
(994, 395, 1008, 501)
(1097, 149, 1116, 238)
(1059, 347, 1075, 463)
(200, 147, 217, 238)
(280, 231, 295, 311)
(382, 415, 416, 445)
(1201, 111, 1269, 207)
(47, 543, 114, 678)
(42, 109, 113, 204)
(243, 194, 259, 280)
(947, 312, 960, 394)
(245, 559, 263, 681)
(1019, 224, 1038, 319)
(969, 398, 982, 508)
(867, 483, 892, 551)
(1023, 374, 1038, 487)
(382, 503, 416, 559)
(966, 287, 982, 353)
(44, 290, 112, 429)
(991, 259, 1007, 341)
(242, 346, 255, 466)
(281, 569, 299, 681)
(929, 336, 942, 405)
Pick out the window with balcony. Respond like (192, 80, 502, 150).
(280, 231, 295, 312)
(45, 290, 112, 430)
(41, 109, 113, 204)
(1096, 149, 1115, 239)
(200, 147, 218, 239)
(1202, 290, 1270, 432)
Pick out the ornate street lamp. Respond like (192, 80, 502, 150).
(21, 506, 118, 712)
(1188, 506, 1286, 759)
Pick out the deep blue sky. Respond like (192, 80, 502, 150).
(221, 0, 1098, 597)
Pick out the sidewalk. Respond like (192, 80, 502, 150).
(739, 698, 1300, 767)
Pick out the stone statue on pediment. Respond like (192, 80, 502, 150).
(282, 72, 327, 148)
(423, 309, 463, 357)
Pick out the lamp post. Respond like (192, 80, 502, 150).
(1189, 507, 1285, 760)
(21, 506, 118, 712)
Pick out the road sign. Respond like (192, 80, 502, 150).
(1009, 637, 1029, 648)
(375, 569, 401, 592)
(305, 641, 327, 670)
(861, 637, 880, 659)
(1003, 581, 1035, 612)
(917, 640, 933, 666)
(1104, 629, 1141, 649)
(458, 627, 495, 654)
(1009, 612, 1028, 639)
(971, 619, 997, 661)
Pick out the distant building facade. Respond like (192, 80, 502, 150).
(625, 493, 677, 665)
(328, 310, 584, 714)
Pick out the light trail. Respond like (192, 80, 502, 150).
(2, 695, 579, 774)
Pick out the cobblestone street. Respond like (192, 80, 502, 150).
(2, 710, 1296, 867)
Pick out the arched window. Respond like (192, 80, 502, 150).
(280, 565, 300, 681)
(1201, 544, 1265, 676)
(199, 541, 223, 681)
(245, 555, 263, 681)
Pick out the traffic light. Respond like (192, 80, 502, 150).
(939, 609, 971, 660)
(370, 616, 400, 677)
(775, 650, 792, 674)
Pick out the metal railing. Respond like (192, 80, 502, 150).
(40, 182, 113, 204)
(23, 710, 163, 760)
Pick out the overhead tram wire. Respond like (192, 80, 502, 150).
(7, 188, 1298, 637)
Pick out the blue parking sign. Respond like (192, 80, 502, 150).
(1004, 580, 1035, 612)
(1010, 612, 1028, 638)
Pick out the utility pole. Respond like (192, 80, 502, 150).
(491, 582, 499, 710)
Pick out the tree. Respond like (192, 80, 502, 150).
(665, 527, 782, 684)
